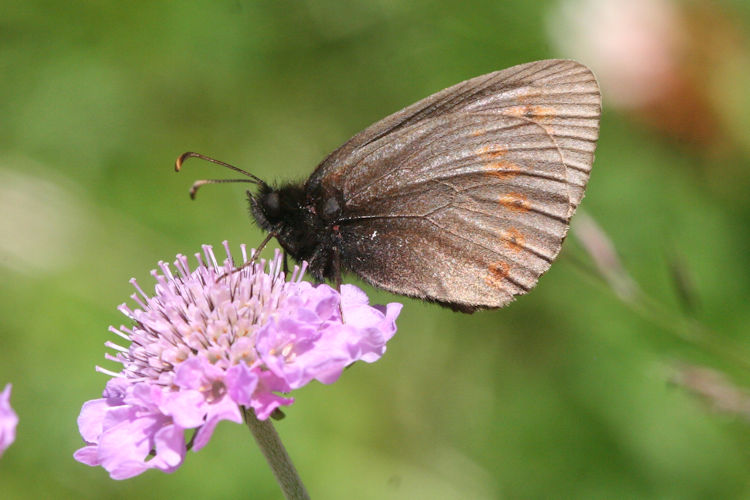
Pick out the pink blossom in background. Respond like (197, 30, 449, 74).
(0, 384, 18, 457)
(547, 0, 685, 108)
(74, 242, 401, 479)
(547, 0, 750, 149)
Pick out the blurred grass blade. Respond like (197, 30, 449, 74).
(572, 212, 639, 302)
(672, 363, 750, 421)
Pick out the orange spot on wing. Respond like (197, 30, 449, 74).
(499, 192, 530, 213)
(477, 145, 508, 158)
(485, 261, 511, 289)
(502, 105, 556, 121)
(477, 145, 519, 179)
(484, 160, 521, 180)
(501, 106, 526, 118)
(501, 228, 526, 252)
(471, 129, 487, 137)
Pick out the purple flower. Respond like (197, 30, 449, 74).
(74, 242, 401, 479)
(0, 384, 18, 457)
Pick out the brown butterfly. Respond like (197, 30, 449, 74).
(178, 59, 601, 312)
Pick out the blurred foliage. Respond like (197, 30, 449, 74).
(2, 0, 750, 498)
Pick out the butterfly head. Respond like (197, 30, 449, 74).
(248, 182, 307, 234)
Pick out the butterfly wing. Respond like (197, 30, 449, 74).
(308, 60, 601, 310)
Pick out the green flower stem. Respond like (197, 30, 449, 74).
(243, 407, 310, 500)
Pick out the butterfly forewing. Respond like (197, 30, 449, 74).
(307, 59, 601, 310)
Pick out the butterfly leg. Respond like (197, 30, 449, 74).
(330, 246, 346, 320)
(254, 232, 274, 260)
(217, 232, 275, 281)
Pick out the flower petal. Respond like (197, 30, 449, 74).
(0, 384, 18, 456)
(76, 243, 401, 478)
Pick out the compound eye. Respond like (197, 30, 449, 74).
(264, 192, 280, 219)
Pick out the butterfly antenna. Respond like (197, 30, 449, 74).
(175, 152, 266, 199)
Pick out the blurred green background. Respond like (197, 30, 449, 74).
(3, 0, 750, 498)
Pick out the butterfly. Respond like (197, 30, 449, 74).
(177, 59, 601, 312)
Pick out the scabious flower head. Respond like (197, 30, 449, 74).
(74, 242, 401, 479)
(0, 384, 18, 457)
